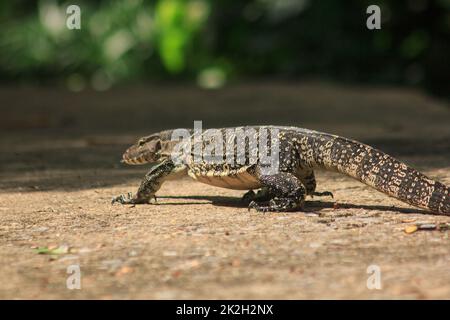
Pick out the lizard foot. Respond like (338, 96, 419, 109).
(248, 198, 303, 212)
(111, 192, 156, 205)
(310, 191, 334, 198)
(242, 188, 272, 204)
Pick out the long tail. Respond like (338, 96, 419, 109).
(303, 132, 450, 215)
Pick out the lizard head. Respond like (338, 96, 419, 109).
(121, 130, 187, 165)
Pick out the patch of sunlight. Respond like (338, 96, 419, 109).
(261, 0, 310, 22)
(104, 30, 135, 61)
(186, 0, 210, 29)
(39, 0, 66, 38)
(134, 11, 154, 41)
(197, 67, 226, 89)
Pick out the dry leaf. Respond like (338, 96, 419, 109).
(404, 225, 418, 234)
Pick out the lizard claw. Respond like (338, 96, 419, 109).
(111, 192, 151, 205)
(112, 192, 132, 205)
(248, 200, 271, 213)
(311, 191, 334, 199)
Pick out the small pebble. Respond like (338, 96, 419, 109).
(404, 225, 418, 234)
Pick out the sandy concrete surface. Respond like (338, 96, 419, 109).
(0, 83, 449, 299)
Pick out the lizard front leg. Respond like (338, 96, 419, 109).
(248, 172, 306, 212)
(112, 160, 184, 205)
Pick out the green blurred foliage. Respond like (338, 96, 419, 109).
(155, 0, 209, 73)
(0, 0, 448, 94)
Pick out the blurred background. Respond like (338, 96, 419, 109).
(0, 0, 449, 95)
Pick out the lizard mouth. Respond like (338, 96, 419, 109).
(121, 155, 147, 165)
(122, 145, 152, 165)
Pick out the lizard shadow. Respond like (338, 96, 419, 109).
(303, 200, 431, 215)
(156, 195, 244, 208)
(156, 195, 431, 214)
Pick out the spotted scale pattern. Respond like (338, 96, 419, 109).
(290, 130, 449, 214)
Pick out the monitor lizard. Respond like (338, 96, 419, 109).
(111, 126, 449, 215)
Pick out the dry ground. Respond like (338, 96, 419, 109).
(0, 82, 449, 299)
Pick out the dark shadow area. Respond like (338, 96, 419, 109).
(305, 200, 430, 215)
(156, 195, 245, 208)
(154, 195, 430, 215)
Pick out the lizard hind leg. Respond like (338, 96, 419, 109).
(297, 169, 334, 199)
(248, 172, 306, 212)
